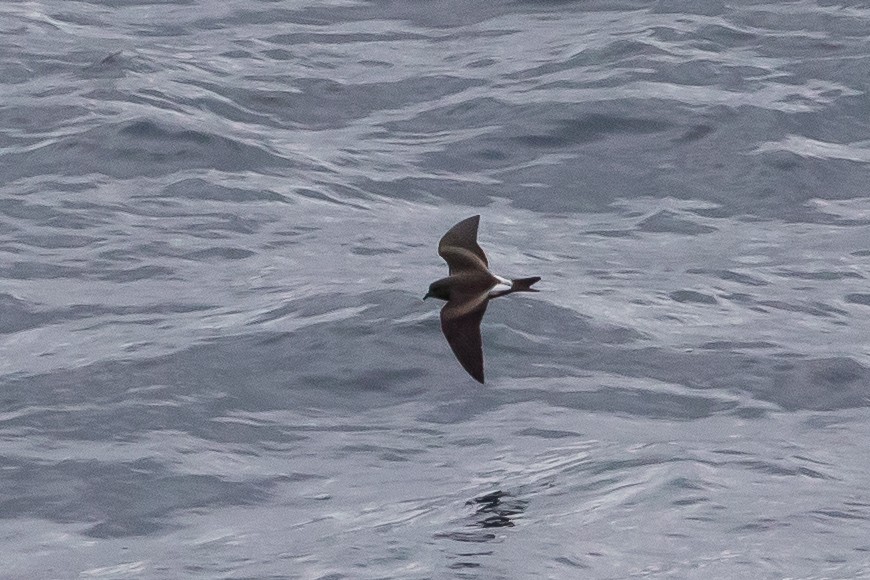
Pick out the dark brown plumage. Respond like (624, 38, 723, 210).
(424, 215, 541, 383)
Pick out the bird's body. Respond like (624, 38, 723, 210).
(424, 215, 540, 383)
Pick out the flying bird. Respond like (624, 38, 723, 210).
(424, 215, 540, 383)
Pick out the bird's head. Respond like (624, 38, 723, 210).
(423, 278, 451, 301)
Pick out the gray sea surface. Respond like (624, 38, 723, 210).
(2, 0, 870, 578)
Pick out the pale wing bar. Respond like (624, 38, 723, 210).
(439, 246, 488, 275)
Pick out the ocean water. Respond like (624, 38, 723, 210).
(2, 0, 870, 578)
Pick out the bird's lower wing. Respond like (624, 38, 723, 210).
(440, 295, 488, 383)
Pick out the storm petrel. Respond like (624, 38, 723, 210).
(424, 215, 540, 383)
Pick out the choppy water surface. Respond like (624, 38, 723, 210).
(2, 0, 870, 578)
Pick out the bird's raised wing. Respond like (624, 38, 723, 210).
(438, 215, 489, 275)
(440, 293, 488, 383)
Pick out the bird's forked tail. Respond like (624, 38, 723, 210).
(511, 276, 541, 292)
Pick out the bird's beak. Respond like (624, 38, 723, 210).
(423, 292, 431, 301)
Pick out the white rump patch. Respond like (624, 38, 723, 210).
(489, 274, 512, 296)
